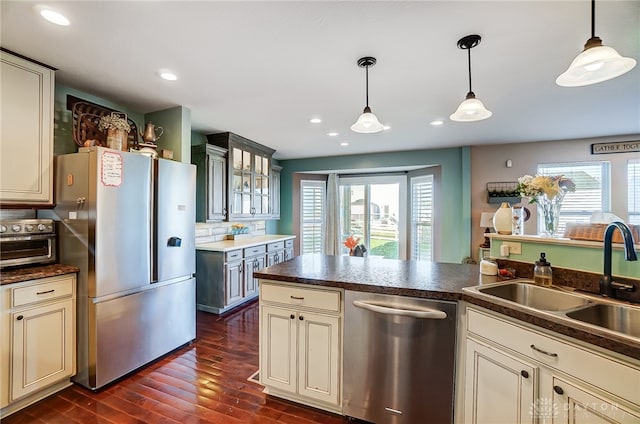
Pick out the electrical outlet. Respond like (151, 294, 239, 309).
(503, 241, 522, 254)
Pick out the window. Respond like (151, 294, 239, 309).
(537, 162, 610, 234)
(410, 175, 434, 261)
(629, 159, 640, 225)
(300, 180, 325, 254)
(339, 175, 406, 259)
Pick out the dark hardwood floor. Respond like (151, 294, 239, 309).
(3, 300, 349, 424)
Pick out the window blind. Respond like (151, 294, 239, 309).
(300, 180, 326, 254)
(538, 162, 609, 234)
(629, 159, 640, 225)
(411, 175, 434, 261)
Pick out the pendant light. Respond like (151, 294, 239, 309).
(450, 35, 492, 122)
(556, 0, 636, 87)
(351, 57, 385, 133)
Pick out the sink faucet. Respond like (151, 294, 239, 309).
(599, 221, 638, 298)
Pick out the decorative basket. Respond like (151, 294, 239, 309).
(564, 223, 640, 244)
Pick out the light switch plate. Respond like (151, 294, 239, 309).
(503, 241, 522, 254)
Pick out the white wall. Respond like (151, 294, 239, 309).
(470, 134, 640, 260)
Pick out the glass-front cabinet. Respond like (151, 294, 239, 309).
(207, 132, 275, 220)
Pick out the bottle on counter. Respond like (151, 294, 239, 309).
(534, 252, 553, 287)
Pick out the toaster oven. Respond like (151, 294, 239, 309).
(0, 219, 56, 269)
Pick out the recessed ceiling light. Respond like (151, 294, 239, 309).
(327, 132, 339, 137)
(36, 6, 70, 26)
(159, 71, 178, 81)
(430, 120, 444, 126)
(340, 142, 349, 147)
(383, 125, 391, 130)
(309, 118, 322, 124)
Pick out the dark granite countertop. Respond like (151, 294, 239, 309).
(1, 264, 79, 285)
(255, 254, 640, 361)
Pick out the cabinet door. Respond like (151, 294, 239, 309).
(225, 261, 243, 305)
(229, 147, 253, 219)
(207, 152, 227, 221)
(267, 250, 283, 267)
(253, 153, 270, 217)
(260, 305, 297, 394)
(297, 311, 341, 406)
(0, 52, 54, 204)
(244, 255, 265, 297)
(465, 338, 537, 424)
(551, 377, 640, 424)
(11, 298, 74, 401)
(270, 166, 281, 219)
(283, 248, 294, 261)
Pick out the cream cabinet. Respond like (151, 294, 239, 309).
(1, 274, 76, 418)
(0, 50, 55, 205)
(461, 306, 640, 424)
(259, 281, 342, 413)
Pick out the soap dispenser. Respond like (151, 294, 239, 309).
(534, 252, 552, 287)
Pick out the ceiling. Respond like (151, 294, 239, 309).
(1, 1, 639, 160)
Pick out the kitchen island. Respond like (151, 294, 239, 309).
(255, 254, 640, 424)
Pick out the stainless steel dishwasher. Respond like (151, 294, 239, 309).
(343, 290, 457, 424)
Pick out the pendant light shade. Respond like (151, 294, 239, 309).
(450, 35, 492, 123)
(556, 0, 636, 87)
(351, 57, 385, 134)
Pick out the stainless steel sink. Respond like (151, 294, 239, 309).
(477, 282, 593, 311)
(566, 304, 640, 338)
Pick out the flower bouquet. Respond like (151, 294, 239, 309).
(516, 174, 576, 237)
(99, 112, 131, 151)
(344, 235, 360, 256)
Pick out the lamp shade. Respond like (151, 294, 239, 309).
(480, 212, 495, 229)
(556, 43, 636, 87)
(450, 94, 492, 122)
(350, 106, 384, 133)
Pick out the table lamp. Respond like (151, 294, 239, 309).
(479, 212, 495, 248)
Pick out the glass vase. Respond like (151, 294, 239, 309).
(536, 194, 564, 237)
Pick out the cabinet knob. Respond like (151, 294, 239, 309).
(553, 385, 564, 395)
(299, 315, 304, 321)
(290, 314, 295, 320)
(520, 370, 529, 378)
(223, 208, 227, 217)
(16, 315, 23, 321)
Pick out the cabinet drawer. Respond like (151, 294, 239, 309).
(12, 276, 74, 307)
(284, 239, 293, 248)
(244, 244, 266, 258)
(225, 249, 243, 262)
(267, 241, 285, 251)
(467, 307, 640, 405)
(261, 283, 341, 313)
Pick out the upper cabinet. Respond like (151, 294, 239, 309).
(192, 144, 227, 222)
(0, 50, 55, 206)
(271, 165, 282, 220)
(206, 132, 275, 221)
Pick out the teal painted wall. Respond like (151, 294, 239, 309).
(490, 237, 640, 279)
(145, 106, 191, 163)
(53, 84, 145, 156)
(274, 147, 471, 263)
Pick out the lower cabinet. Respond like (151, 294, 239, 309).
(1, 274, 77, 417)
(259, 281, 342, 413)
(461, 306, 640, 424)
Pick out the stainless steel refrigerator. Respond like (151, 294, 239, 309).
(54, 147, 196, 390)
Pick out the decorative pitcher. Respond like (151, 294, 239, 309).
(140, 122, 164, 143)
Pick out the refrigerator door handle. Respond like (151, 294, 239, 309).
(167, 237, 182, 247)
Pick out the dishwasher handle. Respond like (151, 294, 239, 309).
(353, 300, 447, 319)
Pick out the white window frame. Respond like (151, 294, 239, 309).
(410, 174, 435, 261)
(537, 161, 610, 234)
(300, 179, 326, 254)
(629, 159, 640, 225)
(338, 175, 407, 260)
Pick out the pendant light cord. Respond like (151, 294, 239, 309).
(365, 64, 370, 108)
(591, 0, 595, 38)
(467, 47, 473, 93)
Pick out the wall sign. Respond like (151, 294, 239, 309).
(591, 141, 640, 155)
